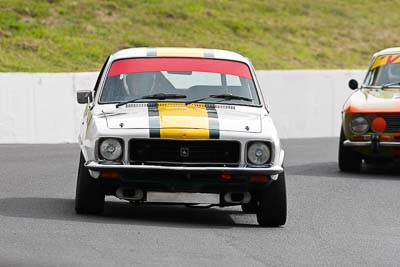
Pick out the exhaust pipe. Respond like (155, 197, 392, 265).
(224, 192, 251, 204)
(116, 187, 144, 201)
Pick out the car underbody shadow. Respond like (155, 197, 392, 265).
(0, 197, 259, 228)
(286, 161, 400, 180)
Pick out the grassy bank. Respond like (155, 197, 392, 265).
(0, 0, 399, 72)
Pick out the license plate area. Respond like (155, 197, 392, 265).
(146, 192, 220, 204)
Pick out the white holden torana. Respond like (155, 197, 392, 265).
(75, 47, 286, 226)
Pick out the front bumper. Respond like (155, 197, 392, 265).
(85, 161, 284, 175)
(343, 138, 400, 158)
(85, 161, 283, 195)
(344, 140, 400, 148)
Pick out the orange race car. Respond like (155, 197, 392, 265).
(339, 48, 400, 171)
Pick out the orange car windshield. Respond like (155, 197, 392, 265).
(365, 54, 400, 86)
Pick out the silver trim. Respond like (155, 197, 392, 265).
(146, 192, 219, 204)
(343, 140, 400, 147)
(85, 161, 283, 174)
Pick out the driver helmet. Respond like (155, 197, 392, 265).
(123, 72, 156, 97)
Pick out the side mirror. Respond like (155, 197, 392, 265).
(77, 90, 93, 104)
(348, 79, 359, 90)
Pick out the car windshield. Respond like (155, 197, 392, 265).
(364, 54, 400, 87)
(99, 57, 261, 106)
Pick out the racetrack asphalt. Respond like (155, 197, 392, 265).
(0, 138, 399, 266)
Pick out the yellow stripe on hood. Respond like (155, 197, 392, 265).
(156, 48, 205, 57)
(158, 103, 210, 139)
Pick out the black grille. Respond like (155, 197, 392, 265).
(367, 115, 400, 133)
(129, 139, 240, 166)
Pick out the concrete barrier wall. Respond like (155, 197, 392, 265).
(259, 70, 366, 139)
(0, 73, 97, 143)
(0, 70, 366, 143)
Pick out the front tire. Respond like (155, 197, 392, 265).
(256, 171, 287, 227)
(338, 127, 361, 172)
(75, 153, 105, 215)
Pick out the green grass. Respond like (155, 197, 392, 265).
(1, 0, 400, 72)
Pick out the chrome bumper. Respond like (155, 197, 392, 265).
(343, 140, 400, 147)
(85, 161, 283, 174)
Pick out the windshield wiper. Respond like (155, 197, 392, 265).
(185, 93, 253, 105)
(116, 93, 187, 108)
(380, 81, 400, 89)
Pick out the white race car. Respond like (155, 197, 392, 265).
(75, 47, 286, 226)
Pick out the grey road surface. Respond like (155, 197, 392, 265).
(0, 138, 399, 266)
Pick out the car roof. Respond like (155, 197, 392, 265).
(109, 47, 251, 64)
(373, 47, 400, 57)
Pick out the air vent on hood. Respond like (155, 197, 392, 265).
(126, 103, 149, 108)
(124, 102, 235, 110)
(213, 104, 235, 110)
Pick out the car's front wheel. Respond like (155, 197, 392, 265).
(256, 171, 287, 227)
(241, 198, 258, 213)
(75, 153, 105, 215)
(338, 127, 362, 172)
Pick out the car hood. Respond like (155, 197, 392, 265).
(344, 89, 400, 113)
(101, 103, 262, 135)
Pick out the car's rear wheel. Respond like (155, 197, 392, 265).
(256, 171, 287, 227)
(338, 126, 362, 172)
(75, 153, 105, 215)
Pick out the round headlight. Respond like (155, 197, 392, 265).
(99, 138, 123, 161)
(351, 116, 369, 134)
(247, 142, 271, 165)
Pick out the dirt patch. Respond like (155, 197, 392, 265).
(16, 41, 39, 51)
(0, 31, 12, 38)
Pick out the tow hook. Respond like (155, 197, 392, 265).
(371, 135, 380, 153)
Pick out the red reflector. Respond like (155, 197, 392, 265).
(100, 170, 119, 179)
(250, 175, 268, 183)
(381, 135, 391, 141)
(371, 117, 387, 132)
(221, 172, 232, 180)
(351, 135, 364, 141)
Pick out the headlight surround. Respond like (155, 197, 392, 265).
(247, 142, 271, 165)
(351, 116, 369, 135)
(99, 138, 123, 161)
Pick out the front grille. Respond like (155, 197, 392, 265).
(129, 139, 240, 166)
(367, 115, 400, 133)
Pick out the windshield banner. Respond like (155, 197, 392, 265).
(107, 58, 252, 79)
(371, 54, 400, 69)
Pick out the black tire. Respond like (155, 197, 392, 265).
(338, 127, 362, 172)
(256, 171, 287, 227)
(241, 199, 258, 213)
(75, 153, 105, 215)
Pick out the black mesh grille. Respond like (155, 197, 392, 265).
(367, 115, 400, 133)
(129, 139, 240, 166)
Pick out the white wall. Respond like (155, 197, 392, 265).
(259, 70, 366, 138)
(0, 73, 97, 143)
(0, 70, 366, 143)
